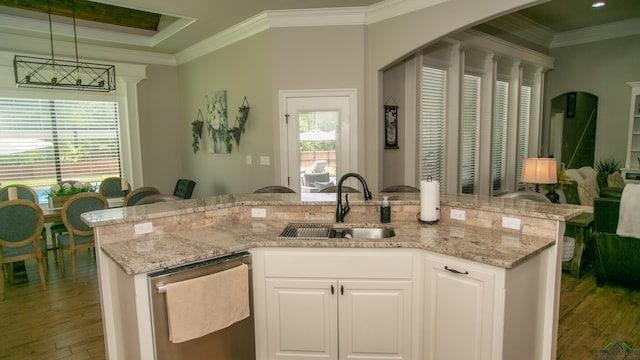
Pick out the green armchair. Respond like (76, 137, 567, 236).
(593, 197, 640, 287)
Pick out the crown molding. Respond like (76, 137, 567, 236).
(366, 0, 448, 24)
(176, 0, 451, 65)
(550, 17, 640, 48)
(0, 13, 195, 48)
(481, 13, 555, 49)
(0, 32, 177, 66)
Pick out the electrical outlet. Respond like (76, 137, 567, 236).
(251, 208, 266, 218)
(246, 155, 252, 165)
(450, 209, 466, 221)
(502, 216, 521, 230)
(134, 222, 153, 235)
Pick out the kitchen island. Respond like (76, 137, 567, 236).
(83, 192, 581, 360)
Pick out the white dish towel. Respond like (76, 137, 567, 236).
(616, 183, 640, 238)
(164, 263, 250, 343)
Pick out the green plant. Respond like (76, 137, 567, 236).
(48, 182, 96, 197)
(594, 157, 622, 174)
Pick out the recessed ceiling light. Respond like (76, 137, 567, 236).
(592, 1, 606, 8)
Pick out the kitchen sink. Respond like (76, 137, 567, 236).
(279, 223, 395, 239)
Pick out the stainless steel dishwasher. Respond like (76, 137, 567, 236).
(148, 251, 255, 360)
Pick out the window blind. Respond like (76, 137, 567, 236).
(420, 66, 446, 189)
(0, 97, 121, 188)
(517, 86, 532, 188)
(461, 74, 480, 194)
(492, 80, 508, 193)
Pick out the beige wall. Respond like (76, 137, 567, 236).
(149, 0, 540, 197)
(137, 64, 183, 194)
(270, 25, 366, 182)
(177, 31, 273, 197)
(544, 34, 640, 166)
(382, 62, 406, 188)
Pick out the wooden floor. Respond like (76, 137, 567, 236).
(2, 253, 640, 359)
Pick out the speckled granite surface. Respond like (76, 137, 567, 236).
(89, 192, 583, 276)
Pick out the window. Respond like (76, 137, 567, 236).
(517, 85, 532, 188)
(461, 74, 480, 194)
(420, 66, 447, 188)
(492, 80, 508, 193)
(0, 97, 121, 194)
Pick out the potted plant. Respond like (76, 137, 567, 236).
(48, 181, 96, 208)
(595, 157, 622, 189)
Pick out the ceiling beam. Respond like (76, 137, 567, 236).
(0, 0, 161, 31)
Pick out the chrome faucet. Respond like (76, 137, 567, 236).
(335, 172, 372, 223)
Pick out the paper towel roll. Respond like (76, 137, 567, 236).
(420, 180, 439, 222)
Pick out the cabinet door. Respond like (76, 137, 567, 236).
(265, 278, 338, 359)
(339, 280, 413, 360)
(424, 256, 496, 360)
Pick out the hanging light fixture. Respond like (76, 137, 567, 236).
(13, 0, 116, 92)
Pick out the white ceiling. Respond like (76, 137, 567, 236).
(0, 0, 638, 55)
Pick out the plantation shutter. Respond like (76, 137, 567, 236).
(420, 66, 446, 189)
(461, 74, 481, 194)
(0, 97, 121, 187)
(492, 80, 509, 193)
(517, 85, 532, 188)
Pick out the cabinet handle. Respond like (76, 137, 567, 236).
(331, 284, 334, 294)
(445, 265, 469, 275)
(341, 285, 344, 295)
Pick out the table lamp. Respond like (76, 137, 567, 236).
(522, 158, 558, 201)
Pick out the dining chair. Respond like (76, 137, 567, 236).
(318, 185, 360, 193)
(0, 200, 47, 300)
(0, 184, 39, 203)
(173, 179, 196, 199)
(99, 177, 127, 198)
(136, 194, 182, 205)
(253, 185, 296, 193)
(124, 186, 161, 206)
(0, 184, 54, 266)
(58, 192, 108, 282)
(381, 185, 421, 193)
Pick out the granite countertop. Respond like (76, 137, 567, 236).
(83, 192, 581, 227)
(92, 192, 581, 276)
(101, 219, 556, 275)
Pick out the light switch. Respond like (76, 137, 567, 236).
(246, 155, 252, 165)
(260, 156, 270, 166)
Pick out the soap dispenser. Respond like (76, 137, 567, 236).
(380, 196, 391, 223)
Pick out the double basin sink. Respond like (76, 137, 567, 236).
(279, 223, 395, 240)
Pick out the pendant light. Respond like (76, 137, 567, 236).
(13, 0, 116, 92)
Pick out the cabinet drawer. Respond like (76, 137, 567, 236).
(264, 248, 415, 279)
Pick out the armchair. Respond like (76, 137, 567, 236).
(593, 197, 640, 287)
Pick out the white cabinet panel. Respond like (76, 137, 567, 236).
(340, 280, 412, 360)
(265, 279, 337, 359)
(424, 255, 497, 360)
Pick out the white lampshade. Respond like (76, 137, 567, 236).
(521, 158, 558, 184)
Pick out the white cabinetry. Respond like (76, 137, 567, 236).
(623, 81, 640, 183)
(424, 250, 554, 360)
(253, 248, 420, 360)
(424, 254, 499, 360)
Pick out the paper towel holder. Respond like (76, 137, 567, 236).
(417, 176, 440, 224)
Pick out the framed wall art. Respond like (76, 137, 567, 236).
(384, 105, 399, 149)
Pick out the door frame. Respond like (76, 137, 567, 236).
(278, 89, 358, 188)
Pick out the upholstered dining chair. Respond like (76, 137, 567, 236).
(253, 185, 296, 193)
(58, 192, 108, 282)
(0, 200, 47, 300)
(136, 194, 182, 205)
(173, 179, 196, 199)
(124, 186, 161, 206)
(0, 184, 39, 202)
(0, 184, 55, 265)
(99, 177, 127, 198)
(318, 185, 360, 193)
